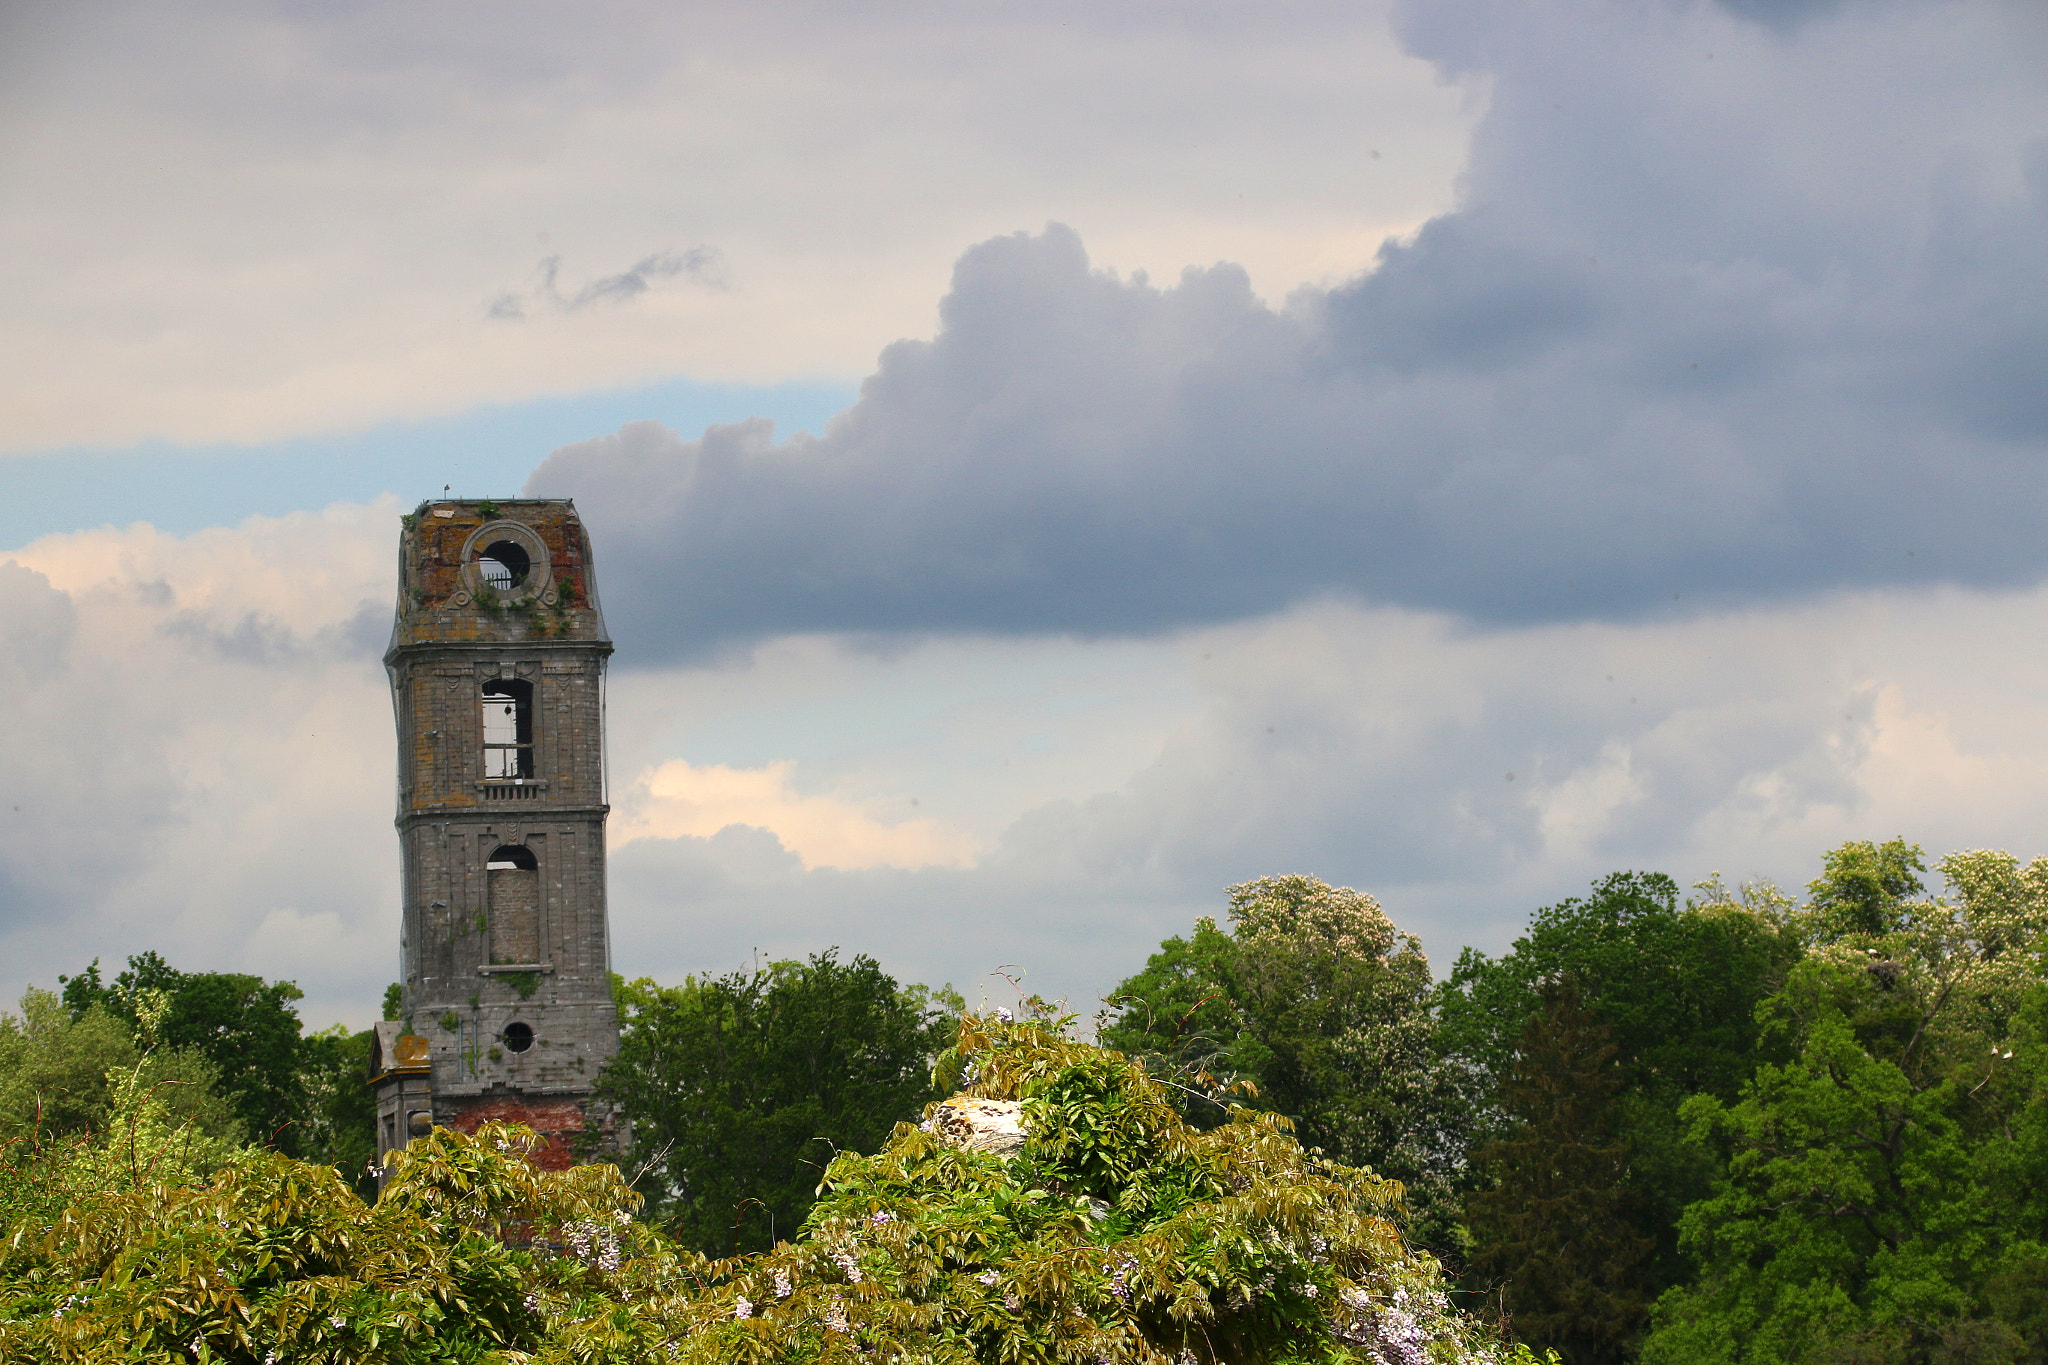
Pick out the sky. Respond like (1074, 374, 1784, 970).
(2, 0, 2045, 1032)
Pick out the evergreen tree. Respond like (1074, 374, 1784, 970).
(1465, 983, 1653, 1365)
(1440, 871, 1799, 1293)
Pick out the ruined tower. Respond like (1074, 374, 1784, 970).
(372, 499, 619, 1172)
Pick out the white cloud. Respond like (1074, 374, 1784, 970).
(614, 758, 981, 870)
(606, 587, 2048, 1010)
(0, 0, 1472, 449)
(533, 4, 2048, 658)
(7, 500, 2048, 1028)
(0, 502, 400, 1029)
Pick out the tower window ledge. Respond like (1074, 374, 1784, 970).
(477, 779, 549, 802)
(480, 963, 555, 975)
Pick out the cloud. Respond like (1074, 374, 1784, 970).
(530, 0, 2048, 659)
(2, 0, 1468, 448)
(0, 503, 401, 1030)
(489, 248, 727, 321)
(604, 583, 2048, 1013)
(613, 758, 981, 870)
(11, 499, 2048, 1031)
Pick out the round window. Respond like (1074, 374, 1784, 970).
(476, 539, 531, 589)
(502, 1021, 535, 1053)
(457, 521, 551, 600)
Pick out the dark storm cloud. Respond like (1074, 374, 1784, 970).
(528, 0, 2048, 662)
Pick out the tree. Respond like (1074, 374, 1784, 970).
(3, 1009, 1556, 1365)
(594, 950, 958, 1255)
(0, 986, 245, 1234)
(1102, 875, 1476, 1257)
(1641, 846, 2048, 1364)
(295, 1024, 380, 1200)
(1465, 983, 1654, 1365)
(1439, 871, 1800, 1293)
(60, 953, 307, 1153)
(1806, 837, 1929, 942)
(0, 986, 242, 1149)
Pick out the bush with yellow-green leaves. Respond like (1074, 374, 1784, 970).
(2, 1009, 1546, 1364)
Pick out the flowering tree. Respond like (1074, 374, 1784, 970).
(2, 1007, 1547, 1364)
(1102, 876, 1476, 1257)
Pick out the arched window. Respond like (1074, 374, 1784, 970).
(486, 843, 540, 963)
(486, 844, 538, 871)
(481, 679, 534, 778)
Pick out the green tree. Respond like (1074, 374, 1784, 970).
(0, 986, 246, 1233)
(1465, 983, 1655, 1365)
(1806, 836, 1929, 942)
(295, 1023, 380, 1200)
(60, 952, 308, 1152)
(0, 987, 242, 1149)
(1440, 871, 1800, 1292)
(1102, 875, 1476, 1257)
(1641, 846, 2048, 1364)
(2, 1013, 1556, 1365)
(594, 950, 957, 1255)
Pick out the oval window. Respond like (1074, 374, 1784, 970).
(502, 1021, 535, 1053)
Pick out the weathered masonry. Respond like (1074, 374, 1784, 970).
(371, 500, 621, 1176)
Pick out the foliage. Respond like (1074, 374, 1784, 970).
(0, 987, 247, 1237)
(1640, 846, 2048, 1364)
(0, 1122, 650, 1363)
(1464, 984, 1654, 1365)
(1, 1014, 1549, 1365)
(1805, 837, 1929, 943)
(683, 1008, 1546, 1364)
(295, 1024, 381, 1201)
(1440, 871, 1800, 1293)
(0, 987, 241, 1152)
(1102, 876, 1477, 1258)
(595, 951, 959, 1255)
(61, 953, 309, 1154)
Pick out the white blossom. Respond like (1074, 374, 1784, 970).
(734, 1296, 754, 1319)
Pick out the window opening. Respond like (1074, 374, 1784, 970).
(486, 843, 541, 963)
(502, 1021, 535, 1053)
(481, 679, 533, 779)
(486, 843, 538, 870)
(476, 540, 531, 590)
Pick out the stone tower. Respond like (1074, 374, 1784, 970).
(372, 499, 620, 1173)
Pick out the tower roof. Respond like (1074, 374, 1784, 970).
(386, 499, 610, 657)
